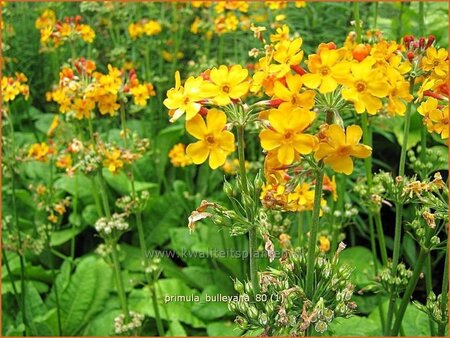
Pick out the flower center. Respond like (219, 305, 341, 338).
(355, 81, 366, 92)
(337, 145, 351, 156)
(222, 85, 230, 93)
(320, 66, 330, 76)
(206, 135, 215, 145)
(284, 130, 294, 142)
(433, 60, 441, 67)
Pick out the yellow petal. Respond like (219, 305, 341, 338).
(349, 144, 372, 158)
(273, 81, 293, 102)
(206, 109, 227, 134)
(326, 124, 345, 148)
(314, 143, 334, 161)
(345, 125, 363, 145)
(260, 129, 283, 151)
(217, 130, 235, 153)
(293, 134, 317, 154)
(325, 155, 354, 175)
(186, 141, 209, 164)
(319, 76, 338, 93)
(286, 73, 303, 93)
(186, 114, 207, 139)
(209, 148, 227, 169)
(277, 144, 295, 164)
(302, 73, 322, 89)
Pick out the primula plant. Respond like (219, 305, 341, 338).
(1, 1, 448, 337)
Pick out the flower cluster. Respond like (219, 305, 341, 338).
(229, 244, 355, 335)
(1, 73, 29, 103)
(114, 311, 145, 334)
(35, 10, 95, 47)
(95, 213, 129, 237)
(47, 58, 155, 119)
(128, 19, 162, 39)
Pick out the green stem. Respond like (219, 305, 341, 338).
(305, 163, 325, 299)
(121, 105, 164, 336)
(7, 111, 29, 332)
(374, 211, 388, 265)
(386, 78, 415, 334)
(373, 2, 379, 29)
(399, 79, 415, 177)
(297, 212, 303, 247)
(391, 248, 427, 336)
(2, 248, 22, 315)
(236, 125, 258, 293)
(437, 249, 448, 336)
(418, 2, 425, 36)
(353, 2, 362, 44)
(111, 243, 130, 323)
(425, 254, 436, 336)
(385, 202, 404, 335)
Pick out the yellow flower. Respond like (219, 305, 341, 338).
(28, 142, 52, 162)
(273, 73, 315, 110)
(341, 57, 389, 114)
(259, 105, 318, 165)
(322, 174, 337, 201)
(98, 64, 122, 95)
(143, 20, 162, 36)
(418, 98, 449, 139)
(97, 93, 120, 116)
(78, 24, 95, 43)
(56, 154, 72, 169)
(168, 143, 193, 167)
(164, 71, 206, 122)
(186, 109, 235, 169)
(430, 106, 448, 139)
(130, 84, 150, 106)
(128, 23, 142, 39)
(422, 47, 448, 78)
(270, 24, 289, 43)
(73, 98, 95, 119)
(103, 148, 124, 174)
(35, 9, 56, 30)
(203, 65, 249, 106)
(302, 48, 349, 93)
(314, 124, 372, 175)
(288, 183, 315, 211)
(270, 38, 304, 77)
(318, 236, 330, 252)
(386, 67, 413, 116)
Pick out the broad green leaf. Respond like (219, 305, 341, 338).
(338, 246, 380, 287)
(53, 256, 113, 335)
(50, 226, 85, 246)
(129, 279, 205, 328)
(102, 169, 158, 195)
(329, 316, 379, 336)
(24, 282, 55, 336)
(392, 111, 423, 150)
(192, 285, 230, 321)
(166, 320, 187, 336)
(206, 320, 243, 336)
(154, 124, 184, 181)
(54, 173, 94, 201)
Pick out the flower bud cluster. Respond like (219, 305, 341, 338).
(229, 246, 356, 335)
(414, 292, 448, 325)
(378, 261, 413, 295)
(95, 213, 129, 238)
(114, 311, 145, 334)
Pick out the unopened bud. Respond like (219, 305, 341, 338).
(426, 35, 435, 48)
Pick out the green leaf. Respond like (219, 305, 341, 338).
(82, 204, 99, 225)
(102, 169, 158, 195)
(154, 124, 184, 181)
(54, 173, 94, 202)
(192, 285, 230, 321)
(206, 320, 243, 336)
(338, 246, 379, 287)
(166, 320, 187, 336)
(54, 256, 113, 335)
(24, 282, 55, 336)
(392, 111, 422, 150)
(329, 316, 379, 336)
(34, 113, 55, 134)
(50, 226, 85, 246)
(129, 279, 205, 328)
